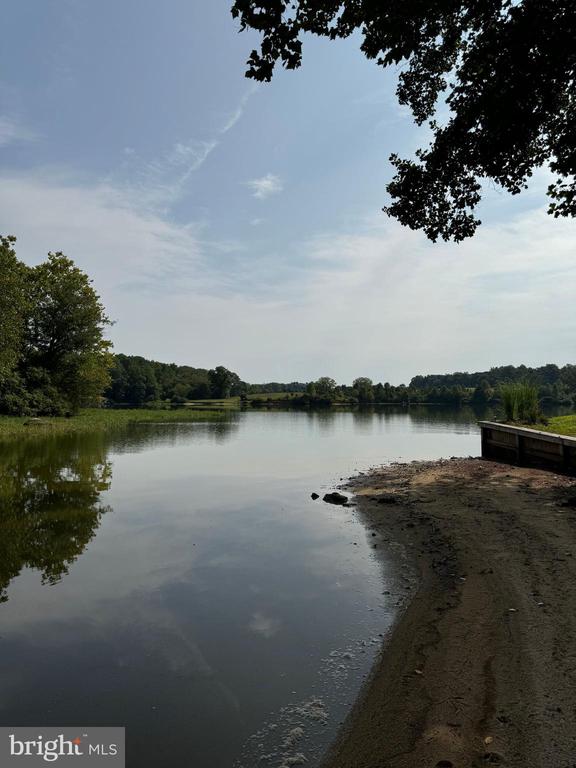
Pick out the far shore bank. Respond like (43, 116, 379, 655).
(0, 407, 232, 439)
(1, 407, 574, 442)
(323, 457, 576, 768)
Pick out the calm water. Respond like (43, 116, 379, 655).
(0, 407, 482, 767)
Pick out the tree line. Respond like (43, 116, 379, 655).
(0, 237, 250, 415)
(251, 372, 576, 408)
(106, 356, 246, 405)
(267, 377, 471, 407)
(1, 236, 575, 415)
(410, 364, 576, 406)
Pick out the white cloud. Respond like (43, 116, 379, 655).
(247, 173, 284, 200)
(279, 208, 576, 382)
(0, 170, 208, 323)
(0, 167, 574, 383)
(0, 116, 36, 147)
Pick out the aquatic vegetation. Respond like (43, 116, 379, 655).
(0, 407, 233, 439)
(500, 383, 540, 424)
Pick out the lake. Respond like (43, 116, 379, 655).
(0, 407, 482, 767)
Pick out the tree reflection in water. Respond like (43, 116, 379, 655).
(0, 418, 241, 603)
(0, 432, 112, 602)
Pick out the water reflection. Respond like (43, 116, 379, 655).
(0, 433, 112, 603)
(0, 408, 490, 768)
(0, 416, 389, 768)
(0, 421, 241, 605)
(98, 418, 240, 454)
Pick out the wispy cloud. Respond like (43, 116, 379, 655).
(247, 173, 284, 200)
(124, 87, 256, 211)
(0, 116, 36, 147)
(0, 170, 208, 302)
(134, 139, 219, 209)
(220, 84, 258, 134)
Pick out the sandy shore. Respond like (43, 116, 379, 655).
(323, 457, 576, 768)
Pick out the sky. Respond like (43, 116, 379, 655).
(0, 0, 574, 385)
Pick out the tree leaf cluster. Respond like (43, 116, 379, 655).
(231, 0, 576, 240)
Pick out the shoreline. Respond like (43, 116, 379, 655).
(0, 408, 231, 439)
(323, 457, 576, 768)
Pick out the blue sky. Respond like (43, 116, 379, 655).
(1, 1, 574, 383)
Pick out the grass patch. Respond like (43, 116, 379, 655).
(547, 414, 576, 437)
(0, 408, 232, 439)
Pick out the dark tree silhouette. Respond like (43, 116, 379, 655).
(231, 0, 576, 241)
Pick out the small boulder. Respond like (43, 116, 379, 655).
(311, 493, 319, 500)
(323, 492, 348, 505)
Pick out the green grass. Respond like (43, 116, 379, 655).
(0, 408, 232, 439)
(547, 414, 576, 437)
(246, 392, 296, 401)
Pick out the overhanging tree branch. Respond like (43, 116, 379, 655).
(231, 0, 576, 241)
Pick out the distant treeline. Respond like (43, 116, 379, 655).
(250, 367, 576, 408)
(247, 382, 307, 394)
(262, 377, 471, 407)
(106, 355, 247, 404)
(106, 358, 308, 405)
(410, 364, 576, 405)
(105, 358, 576, 408)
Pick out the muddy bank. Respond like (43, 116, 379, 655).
(323, 457, 576, 768)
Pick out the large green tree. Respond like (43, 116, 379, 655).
(315, 376, 337, 398)
(208, 366, 237, 398)
(231, 0, 576, 241)
(353, 376, 375, 403)
(25, 253, 113, 411)
(0, 240, 113, 415)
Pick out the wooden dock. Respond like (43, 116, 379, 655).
(479, 421, 576, 473)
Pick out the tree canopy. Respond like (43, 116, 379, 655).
(0, 238, 113, 416)
(231, 0, 576, 241)
(106, 357, 245, 405)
